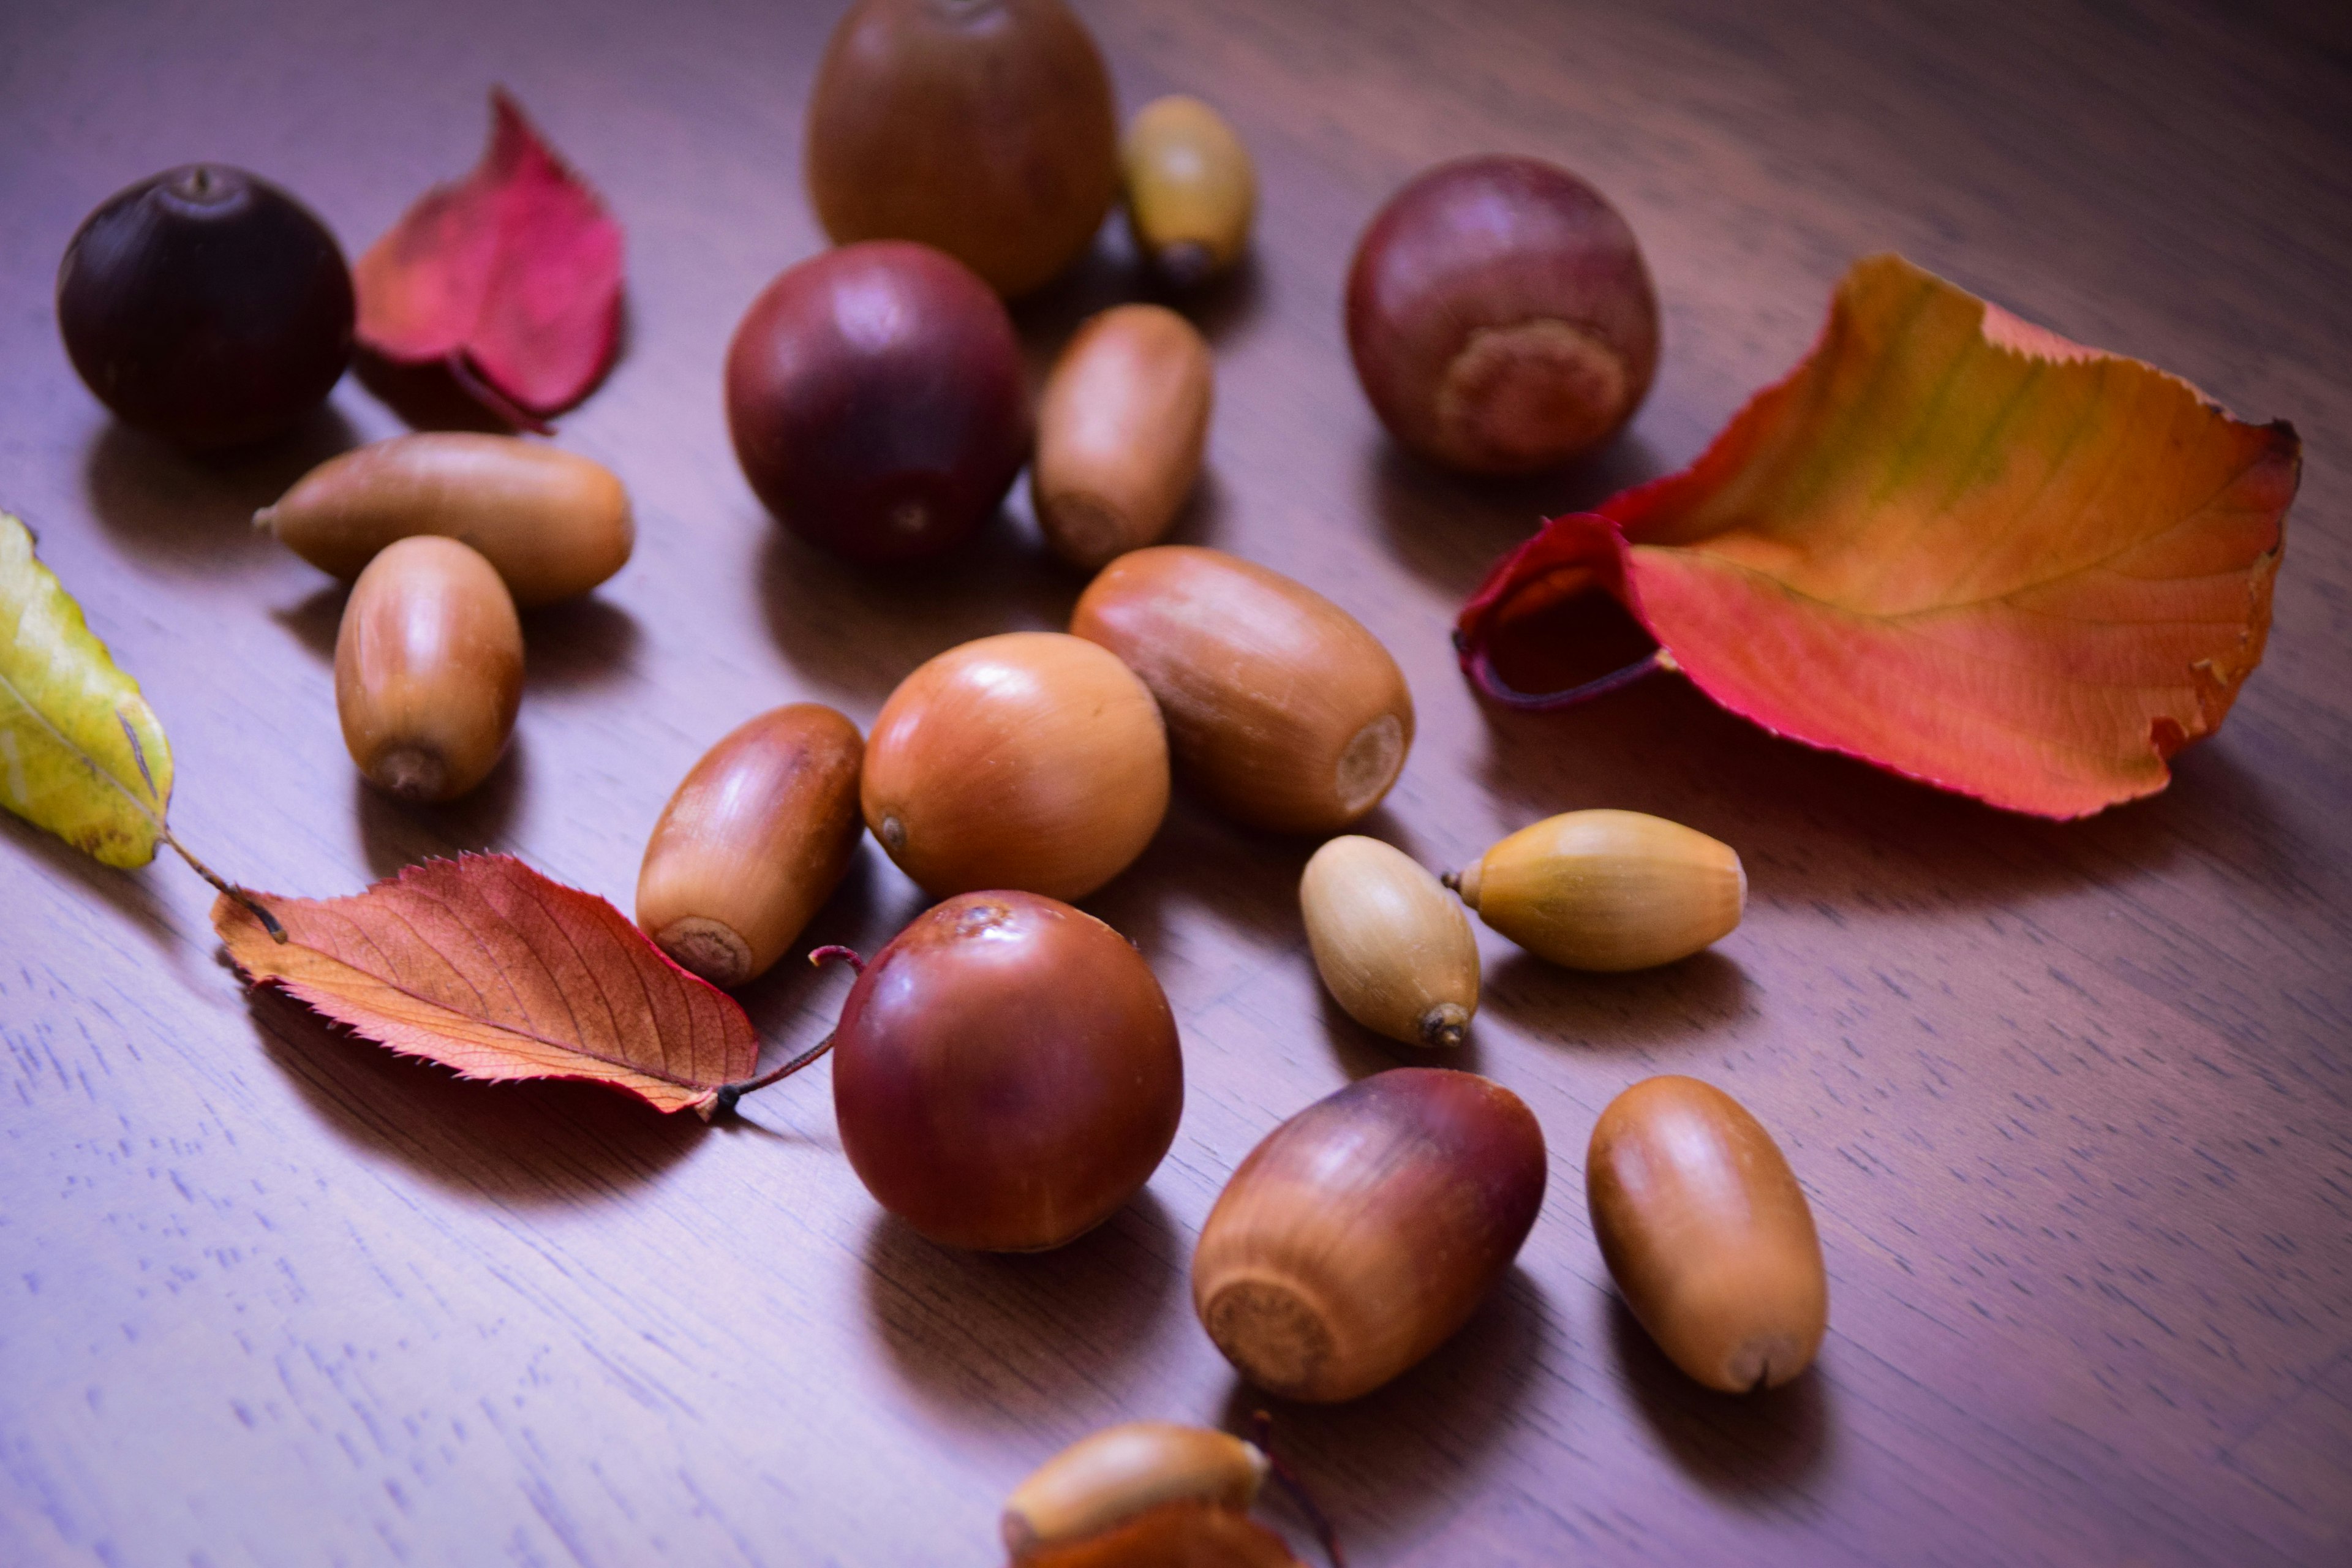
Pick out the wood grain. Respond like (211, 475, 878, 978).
(3, 0, 2347, 1562)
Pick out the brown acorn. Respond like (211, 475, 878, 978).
(334, 535, 522, 802)
(1071, 546, 1413, 834)
(635, 704, 865, 987)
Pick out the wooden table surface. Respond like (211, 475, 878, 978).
(4, 1, 2348, 1562)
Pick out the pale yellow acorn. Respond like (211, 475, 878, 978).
(1300, 835, 1478, 1048)
(1121, 96, 1256, 288)
(1001, 1422, 1270, 1561)
(1446, 809, 1745, 971)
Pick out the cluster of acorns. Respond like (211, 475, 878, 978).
(51, 0, 1825, 1558)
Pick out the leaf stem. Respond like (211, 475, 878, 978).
(161, 827, 284, 942)
(444, 350, 556, 435)
(709, 1030, 836, 1120)
(1251, 1410, 1346, 1568)
(809, 944, 866, 974)
(1461, 643, 1671, 711)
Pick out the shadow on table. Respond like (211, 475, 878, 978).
(353, 745, 529, 878)
(81, 405, 358, 575)
(756, 508, 1082, 702)
(1217, 1266, 1559, 1558)
(1607, 1290, 1835, 1499)
(1482, 946, 1757, 1055)
(861, 1188, 1188, 1424)
(246, 982, 703, 1202)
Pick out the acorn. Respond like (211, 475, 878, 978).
(1588, 1076, 1828, 1392)
(258, 434, 632, 606)
(1032, 304, 1213, 571)
(1002, 1423, 1275, 1562)
(805, 0, 1118, 297)
(1193, 1068, 1546, 1401)
(862, 631, 1169, 900)
(334, 535, 522, 802)
(635, 704, 865, 987)
(1447, 809, 1744, 970)
(1300, 835, 1477, 1049)
(1070, 546, 1413, 834)
(1121, 96, 1256, 288)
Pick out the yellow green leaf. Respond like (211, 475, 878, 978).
(0, 511, 173, 867)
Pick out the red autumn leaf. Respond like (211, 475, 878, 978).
(1457, 254, 2299, 819)
(213, 853, 758, 1117)
(354, 88, 624, 429)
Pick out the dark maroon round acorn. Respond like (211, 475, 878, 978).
(725, 240, 1031, 567)
(56, 165, 354, 450)
(829, 890, 1183, 1252)
(1345, 154, 1658, 475)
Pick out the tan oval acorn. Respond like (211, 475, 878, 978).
(1003, 1422, 1268, 1561)
(334, 535, 522, 802)
(1588, 1075, 1828, 1392)
(635, 704, 865, 987)
(258, 432, 632, 606)
(862, 631, 1169, 900)
(1448, 809, 1744, 970)
(1122, 95, 1257, 287)
(1033, 304, 1213, 570)
(1193, 1068, 1545, 1402)
(1071, 546, 1414, 834)
(1300, 835, 1477, 1048)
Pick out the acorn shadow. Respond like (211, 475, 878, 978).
(353, 745, 529, 880)
(271, 581, 345, 660)
(247, 984, 703, 1204)
(860, 1188, 1188, 1427)
(1314, 982, 1489, 1080)
(1082, 795, 1316, 968)
(756, 513, 1083, 701)
(1216, 1266, 1561, 1556)
(81, 403, 358, 575)
(1482, 948, 1757, 1054)
(522, 596, 643, 692)
(1606, 1290, 1834, 1500)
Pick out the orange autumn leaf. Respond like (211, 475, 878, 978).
(1457, 254, 2300, 818)
(214, 853, 758, 1116)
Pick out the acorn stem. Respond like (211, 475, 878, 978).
(1250, 1411, 1346, 1568)
(162, 827, 284, 943)
(711, 1029, 838, 1119)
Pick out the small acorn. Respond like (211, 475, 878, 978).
(635, 704, 865, 987)
(1002, 1422, 1278, 1562)
(1071, 546, 1413, 834)
(1121, 96, 1257, 288)
(1032, 304, 1213, 570)
(334, 535, 522, 802)
(1300, 835, 1477, 1049)
(1447, 809, 1744, 970)
(258, 433, 633, 606)
(1193, 1068, 1546, 1402)
(1588, 1076, 1828, 1392)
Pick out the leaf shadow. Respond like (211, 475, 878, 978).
(755, 510, 1082, 703)
(353, 747, 529, 880)
(81, 404, 359, 575)
(352, 350, 513, 434)
(2, 816, 182, 959)
(1605, 1288, 1836, 1501)
(245, 983, 703, 1203)
(859, 1186, 1188, 1428)
(1360, 429, 1669, 600)
(1468, 668, 2296, 922)
(1215, 1266, 1561, 1557)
